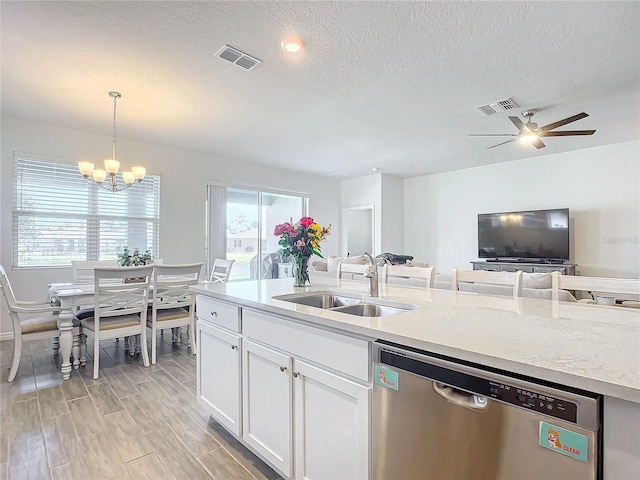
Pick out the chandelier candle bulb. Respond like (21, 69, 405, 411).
(131, 166, 146, 181)
(122, 171, 135, 184)
(92, 169, 107, 183)
(104, 159, 120, 174)
(78, 161, 95, 177)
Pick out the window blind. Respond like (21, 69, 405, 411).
(13, 154, 160, 267)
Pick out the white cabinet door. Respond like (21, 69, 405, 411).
(243, 340, 293, 477)
(294, 360, 370, 480)
(197, 321, 242, 436)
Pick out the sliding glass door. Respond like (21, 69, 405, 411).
(208, 185, 306, 282)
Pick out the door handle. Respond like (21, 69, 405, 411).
(210, 311, 218, 317)
(280, 366, 287, 372)
(231, 345, 237, 350)
(433, 382, 488, 410)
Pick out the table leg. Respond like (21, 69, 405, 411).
(72, 334, 80, 369)
(56, 298, 75, 380)
(79, 333, 87, 367)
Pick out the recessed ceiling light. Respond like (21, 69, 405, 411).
(281, 37, 304, 53)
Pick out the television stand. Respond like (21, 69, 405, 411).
(471, 261, 576, 275)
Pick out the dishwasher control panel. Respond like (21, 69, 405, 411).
(488, 381, 577, 423)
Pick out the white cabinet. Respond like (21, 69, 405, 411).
(242, 340, 294, 478)
(293, 360, 370, 480)
(196, 295, 372, 480)
(197, 320, 242, 436)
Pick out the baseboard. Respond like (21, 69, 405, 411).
(0, 332, 15, 341)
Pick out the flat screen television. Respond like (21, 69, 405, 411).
(478, 208, 570, 262)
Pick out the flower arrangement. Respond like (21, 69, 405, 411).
(117, 246, 153, 267)
(274, 217, 331, 286)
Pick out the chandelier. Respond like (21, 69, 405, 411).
(78, 91, 146, 192)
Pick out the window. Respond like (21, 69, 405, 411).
(13, 154, 160, 267)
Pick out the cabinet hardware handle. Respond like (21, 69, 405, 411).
(231, 345, 237, 350)
(280, 366, 286, 372)
(211, 311, 217, 317)
(293, 371, 299, 378)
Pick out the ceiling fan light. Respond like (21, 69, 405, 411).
(520, 133, 539, 143)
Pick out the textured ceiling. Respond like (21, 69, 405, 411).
(1, 1, 639, 178)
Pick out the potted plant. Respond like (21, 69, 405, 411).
(117, 247, 153, 282)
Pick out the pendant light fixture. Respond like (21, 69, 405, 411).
(78, 91, 146, 191)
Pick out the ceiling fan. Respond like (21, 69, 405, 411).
(469, 109, 596, 149)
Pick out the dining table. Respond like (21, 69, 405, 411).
(49, 277, 207, 380)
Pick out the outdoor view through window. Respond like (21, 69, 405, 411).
(226, 188, 305, 281)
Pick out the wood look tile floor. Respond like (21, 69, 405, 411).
(0, 333, 282, 480)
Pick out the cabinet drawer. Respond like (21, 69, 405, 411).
(243, 309, 369, 382)
(499, 265, 534, 273)
(196, 295, 240, 332)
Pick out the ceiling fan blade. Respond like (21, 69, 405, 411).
(469, 133, 519, 137)
(487, 139, 516, 149)
(508, 116, 526, 133)
(540, 130, 596, 137)
(539, 112, 589, 131)
(532, 138, 546, 149)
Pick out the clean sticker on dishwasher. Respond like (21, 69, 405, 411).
(375, 366, 398, 390)
(539, 421, 588, 463)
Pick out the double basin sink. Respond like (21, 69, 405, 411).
(273, 291, 417, 317)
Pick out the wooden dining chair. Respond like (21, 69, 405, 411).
(1, 265, 82, 382)
(80, 265, 153, 379)
(452, 268, 523, 299)
(210, 258, 235, 283)
(383, 264, 435, 288)
(71, 260, 119, 283)
(148, 263, 202, 364)
(551, 272, 640, 303)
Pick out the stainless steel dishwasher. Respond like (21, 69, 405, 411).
(372, 341, 601, 480)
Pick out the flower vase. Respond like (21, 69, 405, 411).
(294, 256, 310, 287)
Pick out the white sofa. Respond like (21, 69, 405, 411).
(309, 257, 577, 301)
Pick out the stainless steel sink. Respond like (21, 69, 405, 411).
(274, 293, 361, 309)
(273, 291, 416, 317)
(332, 303, 411, 317)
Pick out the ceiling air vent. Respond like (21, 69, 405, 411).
(216, 45, 261, 71)
(476, 97, 519, 116)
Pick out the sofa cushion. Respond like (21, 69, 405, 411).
(327, 255, 343, 273)
(522, 272, 552, 289)
(342, 255, 368, 265)
(311, 260, 328, 272)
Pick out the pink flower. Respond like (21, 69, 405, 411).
(295, 239, 305, 247)
(299, 217, 314, 228)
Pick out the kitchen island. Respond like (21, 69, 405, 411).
(192, 278, 640, 479)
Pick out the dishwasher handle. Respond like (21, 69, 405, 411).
(433, 382, 488, 410)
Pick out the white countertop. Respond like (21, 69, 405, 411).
(192, 278, 640, 403)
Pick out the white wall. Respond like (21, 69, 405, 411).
(1, 116, 341, 336)
(404, 141, 640, 277)
(381, 175, 404, 255)
(340, 173, 404, 256)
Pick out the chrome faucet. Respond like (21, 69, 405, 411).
(364, 252, 379, 297)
